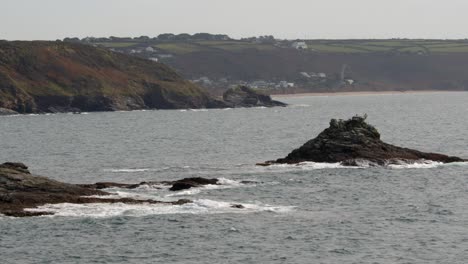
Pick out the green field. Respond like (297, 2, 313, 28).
(303, 40, 468, 54)
(93, 39, 468, 54)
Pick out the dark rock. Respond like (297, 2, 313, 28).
(0, 108, 19, 116)
(223, 86, 286, 108)
(262, 115, 466, 166)
(169, 177, 219, 191)
(231, 204, 245, 209)
(78, 182, 138, 190)
(0, 162, 30, 173)
(79, 177, 222, 192)
(0, 162, 192, 217)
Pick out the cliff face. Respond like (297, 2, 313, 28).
(0, 41, 225, 113)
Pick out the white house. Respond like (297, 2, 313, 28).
(292, 42, 308, 50)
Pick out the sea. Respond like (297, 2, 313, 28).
(1, 92, 467, 264)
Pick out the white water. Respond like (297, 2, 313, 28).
(24, 199, 295, 218)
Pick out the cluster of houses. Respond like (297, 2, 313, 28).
(108, 45, 173, 62)
(191, 77, 295, 91)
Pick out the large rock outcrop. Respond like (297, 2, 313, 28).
(223, 86, 286, 107)
(259, 115, 466, 166)
(0, 163, 249, 217)
(0, 162, 191, 217)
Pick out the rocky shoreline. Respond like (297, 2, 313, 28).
(0, 162, 245, 217)
(0, 86, 286, 116)
(258, 115, 466, 166)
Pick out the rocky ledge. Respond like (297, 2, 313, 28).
(79, 177, 221, 192)
(223, 86, 287, 108)
(0, 163, 245, 217)
(258, 115, 466, 166)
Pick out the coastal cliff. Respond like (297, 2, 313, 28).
(0, 41, 226, 113)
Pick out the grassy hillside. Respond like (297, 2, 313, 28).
(0, 41, 223, 113)
(73, 37, 468, 93)
(94, 39, 468, 55)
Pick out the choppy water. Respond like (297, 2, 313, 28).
(1, 92, 467, 264)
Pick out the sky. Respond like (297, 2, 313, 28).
(2, 0, 468, 40)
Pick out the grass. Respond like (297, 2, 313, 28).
(154, 43, 207, 54)
(94, 38, 468, 55)
(96, 42, 138, 48)
(307, 43, 367, 53)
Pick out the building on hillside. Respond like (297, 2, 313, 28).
(292, 41, 308, 50)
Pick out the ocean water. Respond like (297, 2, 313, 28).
(1, 92, 467, 264)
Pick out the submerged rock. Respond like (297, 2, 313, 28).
(260, 115, 466, 166)
(169, 177, 219, 191)
(223, 86, 286, 108)
(0, 162, 192, 217)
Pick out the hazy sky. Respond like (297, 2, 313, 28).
(2, 0, 468, 40)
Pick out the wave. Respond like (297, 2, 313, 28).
(165, 177, 256, 197)
(260, 162, 352, 171)
(24, 199, 294, 218)
(387, 160, 467, 169)
(291, 104, 310, 108)
(259, 159, 464, 170)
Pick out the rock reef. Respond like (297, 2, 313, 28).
(259, 115, 466, 166)
(0, 162, 249, 217)
(223, 86, 287, 108)
(0, 162, 196, 217)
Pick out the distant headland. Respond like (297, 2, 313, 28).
(61, 34, 468, 95)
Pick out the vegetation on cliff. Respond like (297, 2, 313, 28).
(0, 41, 225, 113)
(71, 36, 468, 94)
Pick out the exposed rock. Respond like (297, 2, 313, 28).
(169, 177, 219, 191)
(0, 108, 18, 116)
(0, 162, 192, 217)
(77, 182, 141, 190)
(260, 115, 466, 166)
(223, 86, 287, 107)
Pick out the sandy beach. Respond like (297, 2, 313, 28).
(271, 90, 466, 98)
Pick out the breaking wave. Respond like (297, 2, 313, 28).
(260, 159, 464, 170)
(24, 199, 294, 218)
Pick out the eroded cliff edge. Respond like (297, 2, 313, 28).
(0, 41, 228, 113)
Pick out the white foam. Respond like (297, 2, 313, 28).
(260, 159, 465, 170)
(262, 162, 351, 171)
(166, 177, 252, 197)
(24, 199, 294, 218)
(387, 160, 445, 169)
